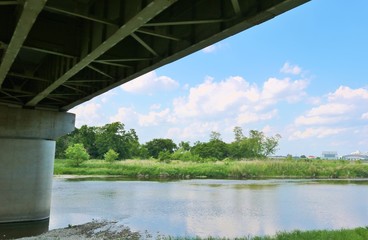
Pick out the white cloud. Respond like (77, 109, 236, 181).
(173, 76, 253, 117)
(289, 127, 348, 140)
(109, 107, 139, 124)
(295, 115, 345, 126)
(150, 104, 161, 110)
(361, 112, 368, 120)
(328, 86, 368, 101)
(307, 103, 353, 116)
(121, 71, 179, 94)
(280, 62, 302, 75)
(202, 44, 217, 53)
(138, 108, 172, 126)
(260, 77, 308, 108)
(294, 103, 353, 126)
(173, 75, 307, 121)
(69, 103, 102, 127)
(290, 85, 368, 141)
(111, 106, 175, 127)
(166, 121, 220, 141)
(237, 109, 278, 125)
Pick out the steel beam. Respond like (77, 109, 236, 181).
(0, 0, 47, 87)
(131, 33, 159, 57)
(44, 6, 118, 27)
(26, 0, 177, 107)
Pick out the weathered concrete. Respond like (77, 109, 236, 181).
(0, 106, 75, 139)
(0, 106, 75, 223)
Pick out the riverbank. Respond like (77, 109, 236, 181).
(54, 159, 368, 179)
(19, 221, 368, 240)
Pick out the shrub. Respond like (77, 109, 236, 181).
(104, 149, 119, 163)
(158, 151, 172, 163)
(65, 143, 89, 167)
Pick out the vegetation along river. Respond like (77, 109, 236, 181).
(46, 178, 368, 238)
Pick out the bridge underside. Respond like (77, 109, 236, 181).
(0, 0, 309, 226)
(0, 0, 309, 111)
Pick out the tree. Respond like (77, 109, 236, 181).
(228, 129, 281, 159)
(192, 136, 229, 160)
(233, 126, 244, 142)
(210, 131, 221, 141)
(144, 138, 177, 159)
(95, 122, 139, 159)
(104, 149, 119, 163)
(263, 134, 281, 156)
(65, 143, 89, 167)
(55, 134, 73, 158)
(71, 125, 98, 158)
(178, 141, 191, 151)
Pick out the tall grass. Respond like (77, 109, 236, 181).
(54, 159, 368, 179)
(159, 227, 368, 240)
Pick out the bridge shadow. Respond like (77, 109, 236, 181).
(0, 219, 49, 239)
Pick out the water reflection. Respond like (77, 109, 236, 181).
(47, 178, 368, 238)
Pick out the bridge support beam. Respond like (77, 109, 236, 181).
(0, 106, 74, 223)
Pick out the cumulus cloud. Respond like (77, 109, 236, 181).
(361, 112, 368, 120)
(307, 103, 353, 116)
(290, 85, 368, 139)
(110, 106, 175, 127)
(166, 121, 221, 141)
(173, 76, 307, 122)
(328, 86, 368, 101)
(173, 76, 254, 117)
(70, 103, 102, 127)
(237, 109, 278, 125)
(289, 127, 348, 140)
(280, 62, 302, 75)
(138, 108, 173, 126)
(121, 71, 179, 94)
(109, 107, 139, 124)
(259, 77, 308, 108)
(202, 44, 217, 53)
(295, 115, 345, 126)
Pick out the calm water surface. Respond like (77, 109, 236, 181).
(50, 178, 368, 238)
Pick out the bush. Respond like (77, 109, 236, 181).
(158, 151, 172, 163)
(65, 143, 89, 167)
(104, 149, 119, 163)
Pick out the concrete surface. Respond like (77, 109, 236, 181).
(0, 106, 75, 223)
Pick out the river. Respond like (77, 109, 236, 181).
(46, 178, 368, 238)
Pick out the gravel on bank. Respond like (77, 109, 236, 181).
(17, 220, 145, 240)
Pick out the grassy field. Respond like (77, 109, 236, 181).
(54, 158, 368, 179)
(160, 227, 368, 240)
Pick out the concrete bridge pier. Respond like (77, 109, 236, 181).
(0, 106, 74, 223)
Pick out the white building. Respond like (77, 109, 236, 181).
(321, 151, 338, 160)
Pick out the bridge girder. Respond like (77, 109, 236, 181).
(0, 0, 310, 111)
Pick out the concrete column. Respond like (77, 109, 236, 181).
(0, 106, 75, 223)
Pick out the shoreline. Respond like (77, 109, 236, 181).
(17, 220, 368, 240)
(54, 159, 368, 180)
(53, 174, 368, 182)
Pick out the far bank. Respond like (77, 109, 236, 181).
(54, 159, 368, 180)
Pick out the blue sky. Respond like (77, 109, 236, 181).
(70, 0, 368, 157)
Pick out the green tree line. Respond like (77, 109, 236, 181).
(56, 122, 281, 162)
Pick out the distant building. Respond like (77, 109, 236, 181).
(342, 154, 368, 161)
(321, 151, 338, 160)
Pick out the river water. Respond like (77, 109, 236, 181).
(48, 178, 368, 238)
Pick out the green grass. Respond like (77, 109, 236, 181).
(54, 159, 368, 179)
(159, 227, 368, 240)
